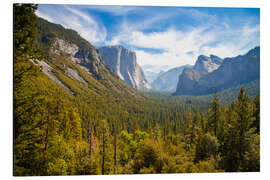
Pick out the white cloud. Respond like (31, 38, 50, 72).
(109, 27, 215, 68)
(35, 10, 54, 23)
(177, 8, 218, 23)
(83, 6, 144, 16)
(135, 50, 193, 72)
(36, 5, 107, 44)
(109, 22, 259, 70)
(37, 5, 259, 73)
(199, 24, 260, 58)
(105, 7, 259, 71)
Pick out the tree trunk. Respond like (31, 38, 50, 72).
(113, 125, 117, 174)
(102, 121, 105, 175)
(88, 124, 93, 158)
(43, 112, 49, 176)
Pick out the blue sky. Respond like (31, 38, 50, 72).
(36, 4, 260, 73)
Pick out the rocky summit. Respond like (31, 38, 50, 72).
(193, 54, 223, 74)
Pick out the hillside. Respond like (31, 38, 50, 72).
(36, 17, 142, 98)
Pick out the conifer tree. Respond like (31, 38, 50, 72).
(222, 88, 256, 171)
(99, 119, 113, 174)
(14, 4, 41, 139)
(252, 94, 260, 134)
(208, 87, 221, 136)
(235, 88, 255, 169)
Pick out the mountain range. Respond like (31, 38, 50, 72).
(36, 17, 142, 99)
(174, 47, 260, 96)
(36, 17, 260, 98)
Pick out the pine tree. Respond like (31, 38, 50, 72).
(14, 4, 41, 140)
(223, 88, 256, 171)
(207, 87, 222, 136)
(235, 88, 255, 170)
(99, 119, 113, 174)
(252, 94, 260, 134)
(14, 4, 38, 57)
(113, 121, 118, 174)
(194, 133, 219, 162)
(69, 109, 82, 140)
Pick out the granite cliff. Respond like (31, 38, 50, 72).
(97, 45, 151, 90)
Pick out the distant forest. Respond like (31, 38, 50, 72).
(14, 4, 259, 175)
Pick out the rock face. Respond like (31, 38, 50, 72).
(73, 48, 105, 78)
(51, 37, 79, 56)
(193, 55, 223, 74)
(50, 37, 108, 80)
(174, 47, 260, 96)
(151, 65, 192, 92)
(97, 45, 151, 90)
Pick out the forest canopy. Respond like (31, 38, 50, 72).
(13, 4, 260, 175)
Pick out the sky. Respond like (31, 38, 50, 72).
(36, 4, 260, 73)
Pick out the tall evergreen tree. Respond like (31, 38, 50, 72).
(235, 88, 255, 170)
(207, 87, 222, 136)
(222, 88, 256, 171)
(252, 94, 260, 134)
(14, 4, 41, 139)
(99, 119, 113, 174)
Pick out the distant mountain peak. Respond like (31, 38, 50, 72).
(194, 54, 223, 74)
(246, 46, 260, 57)
(197, 55, 210, 61)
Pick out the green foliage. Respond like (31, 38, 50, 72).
(36, 17, 94, 52)
(241, 133, 260, 171)
(133, 139, 160, 172)
(207, 90, 222, 136)
(195, 156, 223, 173)
(252, 94, 260, 134)
(195, 133, 219, 162)
(14, 4, 38, 56)
(219, 88, 258, 172)
(13, 5, 260, 175)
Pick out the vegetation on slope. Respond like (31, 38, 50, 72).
(13, 4, 260, 175)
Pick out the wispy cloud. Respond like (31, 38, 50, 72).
(81, 5, 145, 16)
(109, 22, 259, 69)
(36, 5, 259, 72)
(36, 5, 107, 43)
(177, 8, 218, 23)
(102, 7, 258, 70)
